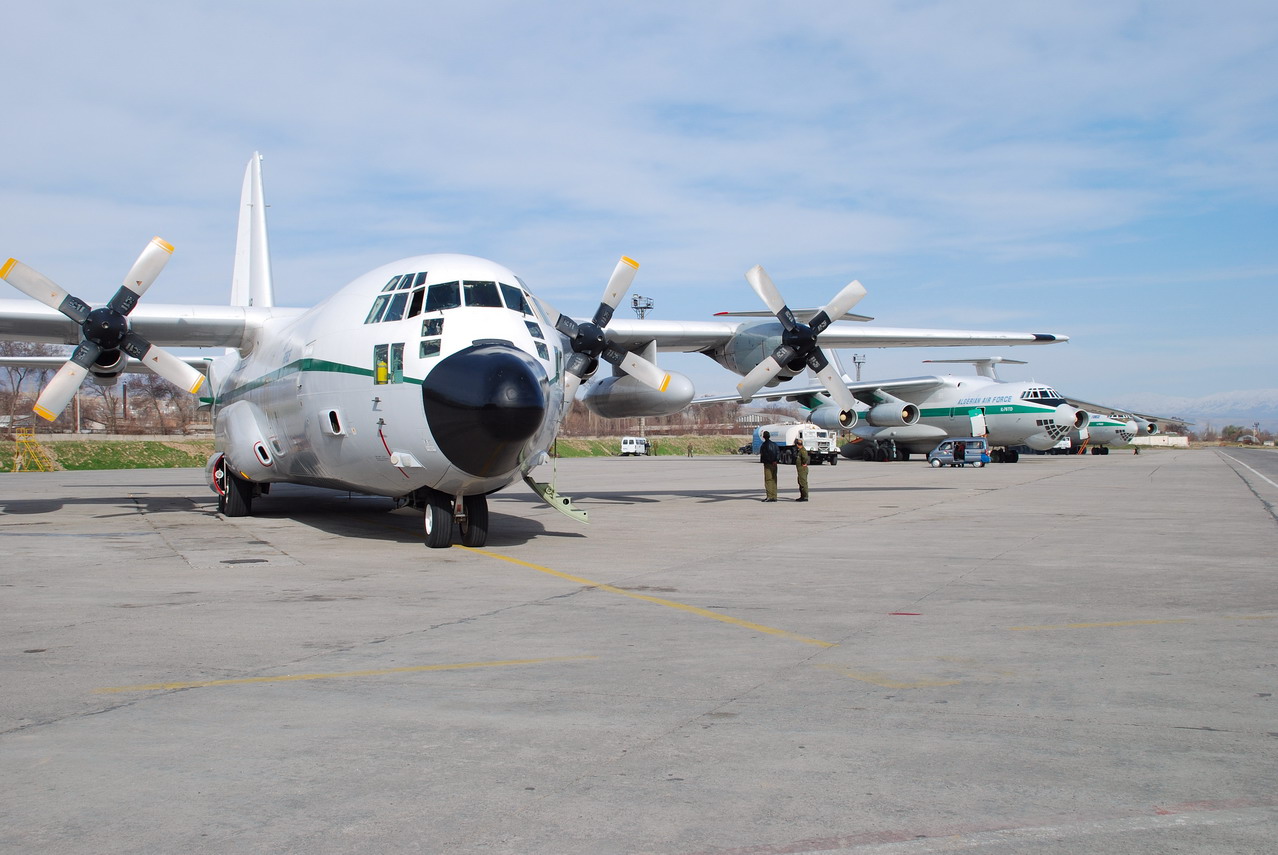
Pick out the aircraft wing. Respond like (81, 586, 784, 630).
(603, 317, 1068, 353)
(0, 299, 303, 348)
(1058, 393, 1194, 428)
(693, 374, 947, 407)
(0, 355, 211, 374)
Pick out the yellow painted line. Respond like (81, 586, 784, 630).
(458, 546, 836, 648)
(815, 663, 960, 689)
(1009, 619, 1193, 631)
(95, 655, 595, 694)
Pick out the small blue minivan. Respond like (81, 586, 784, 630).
(927, 437, 991, 468)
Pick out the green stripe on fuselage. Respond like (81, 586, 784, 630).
(212, 358, 422, 405)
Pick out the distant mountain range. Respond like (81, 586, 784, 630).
(1115, 389, 1278, 432)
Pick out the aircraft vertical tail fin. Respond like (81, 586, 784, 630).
(230, 152, 275, 309)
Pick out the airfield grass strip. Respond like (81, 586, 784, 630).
(0, 435, 749, 472)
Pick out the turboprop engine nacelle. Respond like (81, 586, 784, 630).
(864, 400, 921, 427)
(87, 349, 127, 386)
(581, 371, 695, 418)
(809, 404, 858, 430)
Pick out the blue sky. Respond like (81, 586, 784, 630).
(3, 1, 1276, 407)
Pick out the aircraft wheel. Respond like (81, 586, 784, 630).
(1006, 450, 1020, 463)
(221, 462, 253, 517)
(460, 494, 489, 548)
(974, 461, 985, 468)
(930, 458, 942, 468)
(423, 492, 453, 549)
(830, 456, 837, 466)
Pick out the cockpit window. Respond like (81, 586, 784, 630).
(425, 281, 461, 313)
(407, 287, 425, 318)
(463, 280, 502, 308)
(500, 283, 533, 315)
(365, 294, 391, 324)
(382, 275, 403, 292)
(381, 291, 410, 323)
(1021, 386, 1066, 405)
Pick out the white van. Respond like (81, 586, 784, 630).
(619, 436, 651, 456)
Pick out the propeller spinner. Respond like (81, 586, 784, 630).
(735, 264, 866, 426)
(554, 256, 671, 404)
(1, 237, 206, 421)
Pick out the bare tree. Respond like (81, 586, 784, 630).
(0, 342, 64, 431)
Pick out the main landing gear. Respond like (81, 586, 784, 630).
(414, 487, 489, 549)
(213, 454, 260, 517)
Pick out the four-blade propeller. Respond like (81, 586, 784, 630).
(554, 256, 671, 404)
(1, 237, 205, 421)
(735, 265, 865, 424)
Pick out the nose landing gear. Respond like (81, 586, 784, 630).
(414, 487, 489, 548)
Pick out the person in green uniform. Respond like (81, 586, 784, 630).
(794, 437, 810, 501)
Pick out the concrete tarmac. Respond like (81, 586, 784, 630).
(2, 448, 1276, 854)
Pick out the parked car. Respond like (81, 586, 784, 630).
(927, 437, 991, 468)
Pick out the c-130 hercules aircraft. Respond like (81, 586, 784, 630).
(0, 154, 1068, 547)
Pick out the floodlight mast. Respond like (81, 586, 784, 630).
(631, 294, 654, 319)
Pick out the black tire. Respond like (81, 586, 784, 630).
(423, 492, 453, 548)
(460, 494, 488, 548)
(830, 455, 837, 466)
(222, 464, 252, 517)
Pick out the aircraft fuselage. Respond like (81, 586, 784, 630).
(209, 253, 565, 500)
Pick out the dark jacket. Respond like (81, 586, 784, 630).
(760, 439, 779, 465)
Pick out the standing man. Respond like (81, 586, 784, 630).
(759, 430, 779, 502)
(794, 437, 810, 501)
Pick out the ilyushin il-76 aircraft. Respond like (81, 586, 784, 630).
(0, 153, 1070, 546)
(710, 357, 1093, 462)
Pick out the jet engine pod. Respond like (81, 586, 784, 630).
(1054, 403, 1089, 430)
(214, 400, 278, 483)
(581, 371, 694, 418)
(865, 401, 920, 427)
(809, 404, 858, 430)
(1135, 418, 1159, 436)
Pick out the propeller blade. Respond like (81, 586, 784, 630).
(33, 360, 91, 421)
(109, 236, 174, 314)
(810, 280, 867, 335)
(745, 265, 796, 330)
(554, 313, 579, 338)
(601, 347, 671, 392)
(736, 354, 785, 401)
(121, 332, 205, 394)
(593, 256, 640, 326)
(1, 258, 92, 322)
(811, 358, 859, 415)
(562, 369, 583, 406)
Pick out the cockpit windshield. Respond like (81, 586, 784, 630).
(1020, 386, 1067, 406)
(365, 272, 540, 323)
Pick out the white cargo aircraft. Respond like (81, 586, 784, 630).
(0, 154, 1070, 546)
(1061, 400, 1183, 454)
(707, 357, 1092, 462)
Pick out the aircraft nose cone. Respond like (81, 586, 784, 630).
(422, 342, 549, 477)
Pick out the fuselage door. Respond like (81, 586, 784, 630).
(968, 407, 988, 436)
